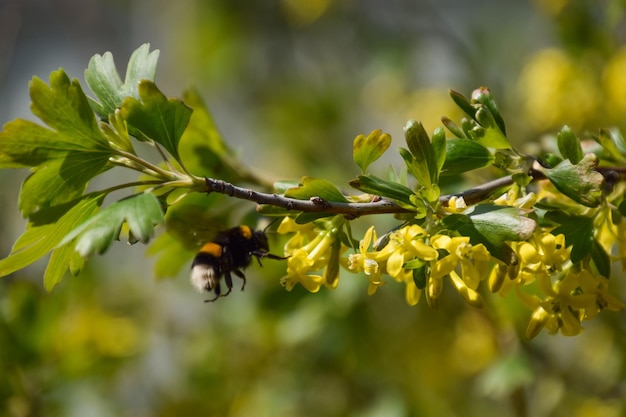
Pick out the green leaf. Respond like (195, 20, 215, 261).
(101, 109, 135, 153)
(44, 243, 86, 291)
(459, 205, 537, 265)
(403, 120, 437, 186)
(353, 129, 392, 173)
(273, 180, 302, 194)
(534, 154, 604, 207)
(178, 89, 237, 178)
(0, 120, 93, 168)
(412, 264, 427, 290)
(121, 80, 192, 163)
(295, 212, 335, 223)
(0, 70, 114, 215)
(441, 138, 494, 176)
(618, 199, 626, 217)
(60, 192, 164, 257)
(548, 212, 594, 263)
(29, 71, 111, 151)
(19, 152, 110, 216)
(449, 89, 477, 119)
(432, 127, 447, 174)
(595, 128, 626, 163)
(349, 174, 416, 209)
(470, 107, 511, 149)
(0, 194, 104, 281)
(440, 213, 471, 230)
(285, 177, 349, 203)
(441, 116, 465, 138)
(85, 43, 160, 118)
(471, 87, 507, 135)
(557, 125, 583, 164)
(591, 240, 610, 278)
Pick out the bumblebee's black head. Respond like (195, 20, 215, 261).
(251, 229, 270, 252)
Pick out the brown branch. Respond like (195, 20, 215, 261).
(204, 164, 623, 218)
(204, 178, 413, 217)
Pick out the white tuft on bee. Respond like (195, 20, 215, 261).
(190, 264, 218, 293)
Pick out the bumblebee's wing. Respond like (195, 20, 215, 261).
(164, 204, 227, 249)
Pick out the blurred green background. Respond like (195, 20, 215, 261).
(1, 0, 626, 416)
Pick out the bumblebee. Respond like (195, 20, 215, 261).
(190, 225, 285, 302)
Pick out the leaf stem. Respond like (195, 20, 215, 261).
(111, 150, 192, 182)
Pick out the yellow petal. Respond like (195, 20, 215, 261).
(410, 240, 438, 261)
(526, 306, 550, 339)
(405, 279, 421, 306)
(449, 271, 483, 308)
(386, 250, 405, 278)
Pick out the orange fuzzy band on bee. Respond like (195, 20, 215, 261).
(199, 242, 223, 257)
(238, 225, 253, 239)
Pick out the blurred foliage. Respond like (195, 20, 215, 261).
(1, 1, 626, 417)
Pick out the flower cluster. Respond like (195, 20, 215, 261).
(346, 225, 490, 307)
(278, 197, 625, 338)
(277, 217, 345, 293)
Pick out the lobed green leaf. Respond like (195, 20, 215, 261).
(535, 154, 604, 207)
(121, 80, 192, 163)
(1, 70, 114, 215)
(353, 129, 392, 173)
(85, 43, 160, 118)
(403, 120, 437, 186)
(0, 194, 104, 286)
(178, 89, 237, 178)
(19, 152, 110, 216)
(60, 192, 164, 257)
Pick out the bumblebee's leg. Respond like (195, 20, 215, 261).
(204, 282, 221, 302)
(251, 250, 287, 266)
(232, 269, 247, 291)
(223, 271, 233, 296)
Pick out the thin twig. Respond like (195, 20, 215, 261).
(204, 178, 413, 217)
(203, 164, 624, 218)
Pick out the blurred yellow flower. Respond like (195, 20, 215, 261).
(602, 47, 626, 121)
(522, 269, 624, 338)
(518, 48, 600, 131)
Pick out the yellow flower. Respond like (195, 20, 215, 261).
(521, 269, 624, 338)
(347, 226, 385, 293)
(428, 235, 490, 307)
(278, 217, 342, 293)
(280, 248, 325, 292)
(383, 225, 438, 280)
(511, 232, 570, 287)
(349, 225, 437, 304)
(430, 236, 490, 286)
